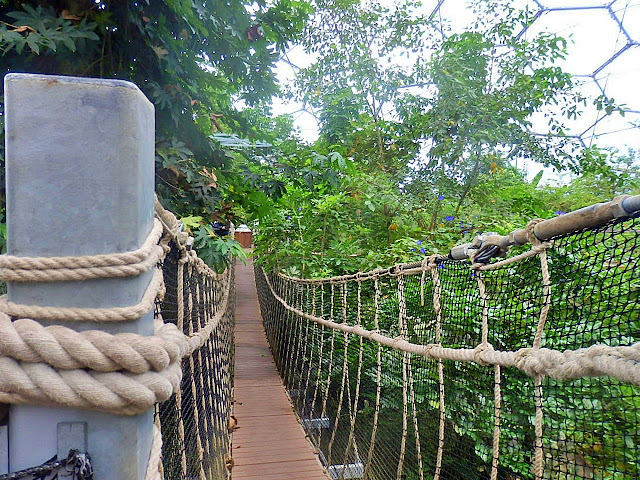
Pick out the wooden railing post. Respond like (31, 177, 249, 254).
(4, 73, 156, 479)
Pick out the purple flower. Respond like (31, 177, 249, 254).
(298, 207, 302, 211)
(416, 240, 422, 246)
(437, 194, 444, 201)
(445, 215, 454, 222)
(287, 216, 291, 220)
(554, 211, 565, 216)
(420, 248, 426, 254)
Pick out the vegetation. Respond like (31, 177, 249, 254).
(0, 0, 636, 272)
(1, 0, 639, 477)
(0, 0, 311, 267)
(250, 0, 637, 277)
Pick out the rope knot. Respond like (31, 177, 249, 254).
(472, 343, 495, 366)
(422, 343, 438, 358)
(525, 219, 545, 246)
(513, 348, 544, 377)
(531, 241, 551, 254)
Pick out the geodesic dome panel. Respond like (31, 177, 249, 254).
(424, 0, 639, 150)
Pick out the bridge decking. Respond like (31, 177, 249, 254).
(232, 257, 329, 480)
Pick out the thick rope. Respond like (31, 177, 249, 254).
(0, 270, 231, 415)
(262, 267, 640, 385)
(0, 358, 181, 415)
(0, 249, 231, 416)
(0, 268, 165, 322)
(0, 314, 186, 373)
(0, 219, 165, 282)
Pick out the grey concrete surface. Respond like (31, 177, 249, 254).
(4, 73, 156, 479)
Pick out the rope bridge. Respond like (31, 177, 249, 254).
(0, 200, 235, 480)
(255, 203, 640, 479)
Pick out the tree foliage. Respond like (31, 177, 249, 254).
(0, 0, 311, 218)
(256, 0, 637, 277)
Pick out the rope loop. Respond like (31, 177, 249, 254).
(0, 268, 166, 322)
(525, 219, 545, 246)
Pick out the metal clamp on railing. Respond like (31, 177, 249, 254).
(449, 194, 640, 263)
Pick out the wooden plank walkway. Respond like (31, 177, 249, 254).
(231, 257, 329, 480)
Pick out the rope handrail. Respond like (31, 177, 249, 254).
(256, 197, 640, 480)
(262, 266, 640, 384)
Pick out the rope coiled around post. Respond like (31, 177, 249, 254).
(0, 219, 165, 282)
(0, 199, 232, 416)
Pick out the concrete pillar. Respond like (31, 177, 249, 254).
(3, 73, 155, 479)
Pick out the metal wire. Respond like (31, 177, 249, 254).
(0, 450, 93, 480)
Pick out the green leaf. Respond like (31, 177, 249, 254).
(180, 215, 204, 228)
(25, 32, 40, 54)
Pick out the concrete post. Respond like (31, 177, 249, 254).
(3, 73, 156, 479)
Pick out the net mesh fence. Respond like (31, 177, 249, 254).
(255, 212, 640, 480)
(156, 242, 235, 480)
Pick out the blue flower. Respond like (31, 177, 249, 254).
(437, 194, 444, 201)
(416, 240, 422, 246)
(411, 248, 415, 251)
(437, 263, 444, 270)
(298, 207, 302, 211)
(420, 248, 426, 254)
(287, 216, 291, 220)
(554, 211, 565, 216)
(445, 215, 454, 222)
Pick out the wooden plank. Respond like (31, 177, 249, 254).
(231, 258, 329, 480)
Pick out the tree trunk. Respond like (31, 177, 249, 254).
(455, 158, 481, 215)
